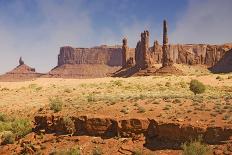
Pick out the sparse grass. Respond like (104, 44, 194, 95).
(49, 97, 63, 113)
(120, 108, 129, 114)
(87, 93, 96, 102)
(216, 76, 223, 81)
(132, 149, 143, 155)
(11, 119, 32, 139)
(173, 98, 181, 104)
(181, 137, 213, 155)
(62, 117, 75, 134)
(0, 118, 32, 144)
(92, 146, 103, 155)
(64, 88, 72, 93)
(50, 147, 81, 155)
(165, 82, 171, 87)
(1, 131, 15, 145)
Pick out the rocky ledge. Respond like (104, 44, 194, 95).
(34, 114, 232, 145)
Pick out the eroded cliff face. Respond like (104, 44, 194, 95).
(150, 43, 232, 67)
(57, 43, 232, 75)
(58, 45, 123, 67)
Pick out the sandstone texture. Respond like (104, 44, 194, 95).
(34, 114, 232, 144)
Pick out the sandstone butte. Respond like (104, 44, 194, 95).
(0, 20, 232, 80)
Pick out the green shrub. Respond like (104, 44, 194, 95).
(0, 113, 9, 122)
(181, 138, 212, 155)
(11, 119, 32, 138)
(49, 97, 63, 113)
(1, 131, 15, 145)
(189, 80, 206, 95)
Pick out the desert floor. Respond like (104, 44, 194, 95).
(0, 67, 232, 154)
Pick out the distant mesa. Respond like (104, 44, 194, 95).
(0, 57, 42, 82)
(1, 20, 232, 81)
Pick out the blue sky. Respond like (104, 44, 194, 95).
(0, 0, 231, 73)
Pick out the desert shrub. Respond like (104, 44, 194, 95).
(62, 117, 75, 134)
(11, 119, 32, 138)
(64, 88, 72, 93)
(216, 76, 223, 81)
(165, 82, 171, 87)
(49, 97, 63, 113)
(228, 75, 232, 79)
(0, 113, 9, 122)
(137, 106, 146, 113)
(178, 81, 187, 88)
(50, 147, 81, 155)
(87, 93, 96, 102)
(189, 80, 206, 95)
(173, 98, 181, 104)
(120, 108, 129, 114)
(92, 146, 103, 155)
(132, 149, 143, 155)
(35, 86, 43, 91)
(1, 131, 15, 145)
(28, 83, 37, 89)
(0, 122, 12, 132)
(152, 100, 160, 104)
(111, 80, 123, 87)
(181, 138, 212, 155)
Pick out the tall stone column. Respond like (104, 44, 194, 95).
(141, 30, 150, 69)
(19, 57, 24, 66)
(122, 38, 129, 68)
(162, 20, 170, 67)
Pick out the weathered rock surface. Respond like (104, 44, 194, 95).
(58, 45, 123, 67)
(34, 114, 232, 144)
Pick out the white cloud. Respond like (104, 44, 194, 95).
(170, 0, 232, 44)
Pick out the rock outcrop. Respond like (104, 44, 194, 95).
(0, 57, 42, 81)
(155, 20, 183, 75)
(121, 38, 134, 68)
(135, 30, 151, 69)
(34, 114, 232, 144)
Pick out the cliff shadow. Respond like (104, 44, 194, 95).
(209, 49, 232, 73)
(112, 65, 140, 78)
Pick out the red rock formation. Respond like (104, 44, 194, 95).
(0, 57, 41, 81)
(162, 20, 172, 67)
(34, 114, 232, 144)
(58, 45, 122, 67)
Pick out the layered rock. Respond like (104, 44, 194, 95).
(58, 45, 122, 67)
(135, 30, 151, 69)
(0, 57, 41, 81)
(34, 114, 232, 144)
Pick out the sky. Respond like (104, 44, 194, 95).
(0, 0, 231, 74)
